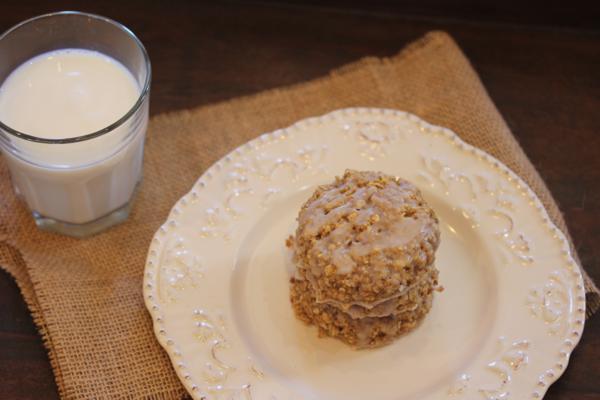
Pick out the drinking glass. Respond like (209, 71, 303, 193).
(0, 11, 151, 237)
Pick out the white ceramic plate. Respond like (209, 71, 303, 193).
(144, 108, 585, 400)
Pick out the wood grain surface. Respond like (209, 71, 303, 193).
(0, 1, 598, 399)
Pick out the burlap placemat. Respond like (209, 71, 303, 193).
(0, 31, 598, 400)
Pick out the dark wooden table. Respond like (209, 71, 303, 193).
(1, 1, 599, 399)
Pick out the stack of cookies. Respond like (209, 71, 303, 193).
(288, 170, 442, 349)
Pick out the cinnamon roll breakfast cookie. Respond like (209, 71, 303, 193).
(288, 170, 442, 348)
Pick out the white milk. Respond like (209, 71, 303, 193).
(0, 49, 146, 225)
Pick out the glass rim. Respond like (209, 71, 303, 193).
(0, 10, 151, 145)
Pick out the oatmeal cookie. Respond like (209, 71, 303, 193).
(290, 277, 435, 349)
(288, 170, 442, 348)
(292, 170, 440, 304)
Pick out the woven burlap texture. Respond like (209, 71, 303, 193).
(0, 31, 598, 400)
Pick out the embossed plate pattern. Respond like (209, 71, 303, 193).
(144, 108, 585, 400)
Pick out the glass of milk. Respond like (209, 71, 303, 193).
(0, 12, 151, 237)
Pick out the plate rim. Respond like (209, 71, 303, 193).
(143, 107, 586, 399)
